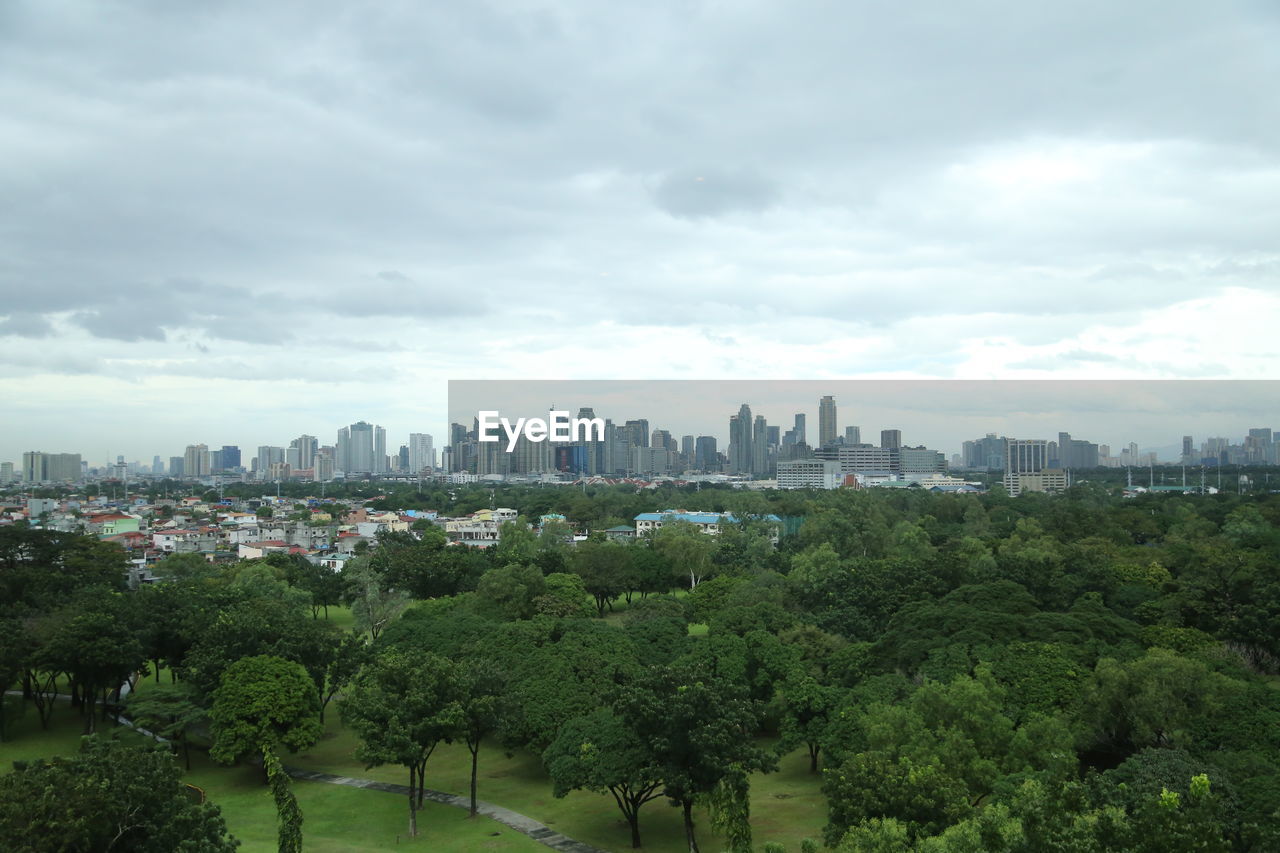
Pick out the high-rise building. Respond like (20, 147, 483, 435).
(220, 445, 241, 471)
(729, 404, 753, 474)
(256, 446, 286, 479)
(182, 444, 210, 479)
(337, 421, 387, 474)
(1003, 439, 1066, 496)
(21, 452, 82, 483)
(152, 455, 163, 475)
(314, 447, 335, 482)
(818, 396, 837, 449)
(1182, 435, 1194, 463)
(880, 429, 902, 449)
(845, 426, 861, 445)
(0, 462, 14, 484)
(962, 434, 1006, 470)
(624, 420, 650, 449)
(793, 413, 806, 447)
(651, 429, 676, 451)
(288, 436, 318, 471)
(694, 436, 718, 471)
(680, 435, 695, 464)
(408, 433, 435, 474)
(169, 456, 184, 478)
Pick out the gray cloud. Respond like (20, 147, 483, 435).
(1, 0, 1278, 459)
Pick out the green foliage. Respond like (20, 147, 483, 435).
(0, 735, 238, 852)
(209, 655, 322, 766)
(264, 747, 303, 853)
(474, 562, 546, 621)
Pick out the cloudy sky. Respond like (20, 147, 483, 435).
(2, 1, 1278, 465)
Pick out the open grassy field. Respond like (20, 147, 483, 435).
(3, 695, 827, 852)
(0, 699, 546, 853)
(288, 712, 826, 852)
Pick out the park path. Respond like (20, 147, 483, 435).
(5, 689, 608, 853)
(283, 766, 608, 853)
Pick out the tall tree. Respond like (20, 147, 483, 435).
(0, 736, 238, 852)
(613, 664, 775, 853)
(208, 655, 322, 777)
(340, 650, 464, 837)
(544, 709, 665, 849)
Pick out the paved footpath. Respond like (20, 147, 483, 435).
(283, 767, 609, 853)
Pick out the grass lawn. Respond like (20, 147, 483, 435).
(290, 714, 827, 851)
(0, 699, 546, 853)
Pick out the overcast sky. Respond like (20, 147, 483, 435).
(2, 1, 1278, 465)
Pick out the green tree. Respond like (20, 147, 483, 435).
(209, 655, 322, 775)
(0, 736, 238, 852)
(125, 682, 205, 769)
(474, 563, 546, 621)
(613, 664, 775, 853)
(544, 709, 664, 849)
(343, 555, 409, 640)
(340, 650, 464, 837)
(264, 747, 303, 853)
(653, 520, 716, 590)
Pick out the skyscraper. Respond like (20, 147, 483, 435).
(818, 396, 836, 449)
(220, 445, 241, 471)
(845, 425, 861, 445)
(289, 435, 318, 471)
(183, 444, 210, 478)
(337, 421, 387, 474)
(880, 429, 902, 449)
(694, 436, 718, 471)
(729, 404, 753, 474)
(408, 433, 435, 474)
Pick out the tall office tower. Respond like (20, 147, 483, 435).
(152, 455, 163, 475)
(337, 421, 386, 474)
(818, 396, 837, 449)
(1056, 432, 1100, 469)
(651, 429, 676, 451)
(396, 445, 409, 471)
(729, 404, 753, 474)
(767, 425, 780, 447)
(447, 423, 467, 472)
(880, 429, 902, 449)
(695, 436, 717, 471)
(256, 446, 286, 479)
(845, 426, 861, 445)
(624, 419, 650, 448)
(183, 444, 211, 478)
(21, 451, 83, 483)
(1246, 428, 1274, 464)
(209, 450, 224, 473)
(752, 415, 769, 476)
(169, 456, 184, 478)
(314, 447, 335, 481)
(1182, 435, 1194, 462)
(220, 446, 241, 471)
(681, 435, 695, 463)
(408, 433, 434, 474)
(1003, 438, 1066, 496)
(289, 435, 318, 471)
(793, 413, 806, 446)
(0, 462, 14, 484)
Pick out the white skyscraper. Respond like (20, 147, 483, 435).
(409, 433, 435, 474)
